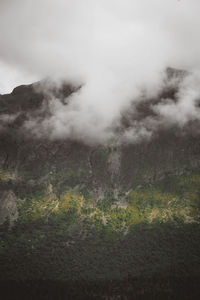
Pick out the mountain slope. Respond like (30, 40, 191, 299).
(0, 70, 200, 299)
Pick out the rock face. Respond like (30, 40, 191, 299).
(0, 71, 200, 225)
(0, 190, 18, 226)
(0, 70, 200, 299)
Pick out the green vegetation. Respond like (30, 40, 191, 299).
(0, 168, 15, 181)
(11, 170, 200, 235)
(0, 170, 200, 285)
(1, 220, 200, 282)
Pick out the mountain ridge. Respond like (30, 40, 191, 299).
(0, 68, 200, 299)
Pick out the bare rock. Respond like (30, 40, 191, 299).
(0, 190, 19, 226)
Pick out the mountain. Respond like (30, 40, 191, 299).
(0, 69, 200, 299)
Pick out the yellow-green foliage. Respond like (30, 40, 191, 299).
(19, 188, 84, 221)
(128, 189, 174, 208)
(20, 192, 58, 221)
(59, 191, 84, 214)
(0, 168, 15, 181)
(127, 172, 200, 224)
(17, 172, 200, 230)
(106, 208, 132, 232)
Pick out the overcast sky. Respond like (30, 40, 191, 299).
(1, 0, 200, 93)
(0, 0, 200, 143)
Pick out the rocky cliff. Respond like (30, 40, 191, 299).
(0, 70, 200, 299)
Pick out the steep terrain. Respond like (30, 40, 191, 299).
(0, 70, 200, 299)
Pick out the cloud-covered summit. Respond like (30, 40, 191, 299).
(0, 0, 200, 143)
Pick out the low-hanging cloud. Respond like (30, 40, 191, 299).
(0, 0, 200, 144)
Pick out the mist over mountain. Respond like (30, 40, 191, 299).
(1, 0, 200, 138)
(0, 69, 200, 299)
(1, 1, 200, 299)
(0, 67, 200, 145)
(0, 67, 200, 194)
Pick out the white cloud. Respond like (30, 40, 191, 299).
(153, 71, 200, 125)
(0, 0, 200, 143)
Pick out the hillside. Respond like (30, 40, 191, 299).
(0, 70, 200, 299)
